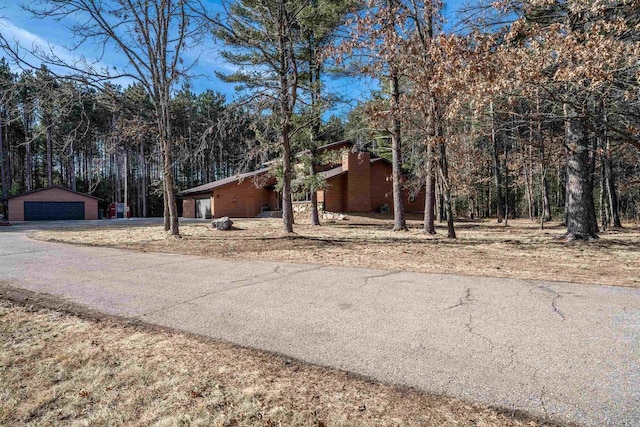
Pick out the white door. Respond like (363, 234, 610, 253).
(195, 198, 211, 219)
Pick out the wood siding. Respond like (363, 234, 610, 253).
(370, 161, 425, 213)
(404, 187, 426, 213)
(182, 197, 197, 218)
(212, 179, 273, 218)
(343, 152, 371, 212)
(369, 161, 394, 213)
(180, 149, 425, 218)
(323, 175, 346, 212)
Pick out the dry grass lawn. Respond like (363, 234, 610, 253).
(33, 214, 640, 288)
(0, 300, 552, 427)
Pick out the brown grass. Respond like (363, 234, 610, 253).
(0, 301, 551, 427)
(32, 215, 640, 288)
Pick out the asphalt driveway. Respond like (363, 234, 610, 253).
(1, 220, 639, 426)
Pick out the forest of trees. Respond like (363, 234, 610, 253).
(0, 0, 638, 240)
(0, 62, 259, 217)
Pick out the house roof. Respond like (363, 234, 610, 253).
(3, 185, 102, 201)
(181, 141, 353, 195)
(294, 139, 353, 157)
(319, 166, 347, 180)
(263, 140, 354, 167)
(179, 141, 392, 196)
(179, 169, 270, 196)
(316, 139, 353, 152)
(370, 157, 393, 166)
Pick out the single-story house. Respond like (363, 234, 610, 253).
(181, 170, 278, 219)
(4, 186, 101, 221)
(180, 141, 425, 219)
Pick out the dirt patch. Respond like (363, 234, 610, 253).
(32, 215, 640, 288)
(0, 288, 563, 427)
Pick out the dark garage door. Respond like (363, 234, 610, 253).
(24, 201, 85, 221)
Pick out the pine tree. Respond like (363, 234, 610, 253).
(212, 0, 311, 233)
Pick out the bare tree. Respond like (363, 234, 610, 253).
(1, 0, 208, 236)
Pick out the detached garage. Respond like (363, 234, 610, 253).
(5, 186, 100, 222)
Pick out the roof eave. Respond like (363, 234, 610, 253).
(3, 185, 102, 201)
(179, 169, 271, 196)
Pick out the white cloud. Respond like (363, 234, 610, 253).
(0, 18, 135, 86)
(0, 7, 250, 97)
(182, 43, 241, 75)
(0, 18, 78, 65)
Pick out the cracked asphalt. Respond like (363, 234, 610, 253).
(1, 220, 639, 426)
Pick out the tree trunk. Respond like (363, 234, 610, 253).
(310, 155, 320, 226)
(535, 91, 551, 223)
(84, 149, 89, 190)
(437, 184, 444, 223)
(489, 101, 504, 223)
(556, 159, 561, 208)
(116, 151, 122, 203)
(604, 138, 621, 228)
(307, 86, 320, 227)
(139, 144, 147, 218)
(439, 141, 456, 239)
(588, 134, 598, 233)
(68, 140, 76, 191)
(46, 126, 53, 186)
(539, 149, 552, 224)
(0, 112, 7, 201)
(159, 100, 179, 236)
(523, 146, 533, 220)
(281, 127, 294, 233)
(25, 145, 33, 192)
(276, 3, 295, 234)
(423, 141, 436, 234)
(563, 103, 598, 240)
(485, 184, 491, 218)
(504, 140, 509, 227)
(308, 30, 321, 227)
(563, 148, 569, 226)
(124, 148, 128, 215)
(136, 147, 142, 217)
(600, 154, 609, 231)
(390, 70, 407, 231)
(163, 142, 179, 235)
(25, 121, 33, 192)
(163, 179, 170, 229)
(468, 192, 476, 219)
(542, 174, 551, 222)
(144, 161, 149, 218)
(278, 96, 294, 232)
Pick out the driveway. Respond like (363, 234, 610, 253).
(1, 221, 639, 426)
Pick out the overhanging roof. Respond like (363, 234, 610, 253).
(3, 185, 102, 201)
(179, 169, 270, 196)
(370, 157, 392, 166)
(267, 140, 354, 165)
(319, 166, 346, 180)
(179, 141, 391, 197)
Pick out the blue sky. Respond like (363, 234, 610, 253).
(1, 0, 463, 116)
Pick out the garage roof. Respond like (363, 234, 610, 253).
(3, 185, 102, 201)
